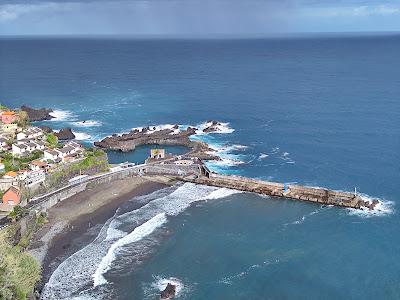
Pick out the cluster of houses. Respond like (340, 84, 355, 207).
(0, 109, 85, 211)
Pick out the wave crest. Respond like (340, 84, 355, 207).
(93, 213, 167, 286)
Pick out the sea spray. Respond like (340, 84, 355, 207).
(42, 183, 242, 299)
(72, 131, 92, 141)
(93, 213, 167, 286)
(49, 109, 77, 122)
(346, 194, 395, 218)
(70, 120, 102, 127)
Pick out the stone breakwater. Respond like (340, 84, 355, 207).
(94, 121, 227, 161)
(179, 174, 379, 210)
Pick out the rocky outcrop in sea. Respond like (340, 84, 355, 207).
(54, 128, 75, 140)
(160, 283, 176, 299)
(21, 105, 54, 122)
(94, 123, 223, 161)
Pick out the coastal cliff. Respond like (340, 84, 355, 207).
(21, 105, 54, 122)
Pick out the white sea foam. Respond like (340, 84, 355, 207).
(93, 213, 167, 286)
(131, 124, 181, 135)
(104, 227, 126, 241)
(258, 153, 269, 160)
(71, 120, 102, 127)
(49, 109, 76, 121)
(204, 187, 242, 200)
(73, 131, 92, 141)
(208, 157, 245, 167)
(152, 277, 184, 297)
(41, 183, 241, 299)
(194, 121, 235, 135)
(347, 194, 395, 218)
(205, 143, 247, 169)
(93, 183, 241, 287)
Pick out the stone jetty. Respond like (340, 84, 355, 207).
(179, 173, 378, 210)
(95, 121, 380, 211)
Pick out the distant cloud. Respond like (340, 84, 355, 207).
(303, 4, 400, 17)
(0, 2, 77, 22)
(0, 0, 399, 35)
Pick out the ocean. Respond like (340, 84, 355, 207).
(1, 35, 399, 299)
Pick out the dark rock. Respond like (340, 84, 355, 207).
(94, 123, 220, 160)
(369, 199, 379, 210)
(160, 283, 176, 299)
(21, 105, 54, 122)
(55, 128, 75, 140)
(172, 124, 179, 129)
(203, 120, 222, 133)
(39, 126, 53, 134)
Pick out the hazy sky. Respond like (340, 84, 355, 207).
(1, 0, 400, 35)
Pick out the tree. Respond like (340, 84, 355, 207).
(46, 133, 58, 148)
(7, 206, 26, 223)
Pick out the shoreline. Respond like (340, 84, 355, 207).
(29, 175, 173, 291)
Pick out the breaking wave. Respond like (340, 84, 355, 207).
(72, 131, 93, 141)
(194, 121, 235, 134)
(49, 109, 76, 122)
(70, 120, 102, 127)
(42, 183, 241, 299)
(93, 213, 167, 286)
(347, 194, 395, 218)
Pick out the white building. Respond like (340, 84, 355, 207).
(17, 170, 29, 181)
(29, 160, 48, 172)
(44, 148, 62, 162)
(25, 170, 45, 186)
(65, 141, 83, 154)
(32, 140, 45, 150)
(12, 143, 28, 157)
(16, 132, 27, 141)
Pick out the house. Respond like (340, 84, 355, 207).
(150, 149, 165, 159)
(2, 186, 21, 206)
(29, 160, 48, 172)
(12, 143, 28, 157)
(0, 163, 5, 172)
(17, 170, 29, 181)
(25, 170, 45, 186)
(59, 146, 74, 157)
(24, 127, 43, 139)
(65, 141, 83, 154)
(1, 111, 17, 124)
(16, 132, 27, 141)
(0, 177, 18, 191)
(44, 148, 62, 162)
(32, 140, 45, 150)
(3, 171, 17, 179)
(1, 123, 18, 134)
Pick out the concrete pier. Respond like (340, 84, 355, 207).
(178, 173, 376, 209)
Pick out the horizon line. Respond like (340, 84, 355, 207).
(1, 31, 400, 40)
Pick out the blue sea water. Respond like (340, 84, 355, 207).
(1, 35, 400, 299)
